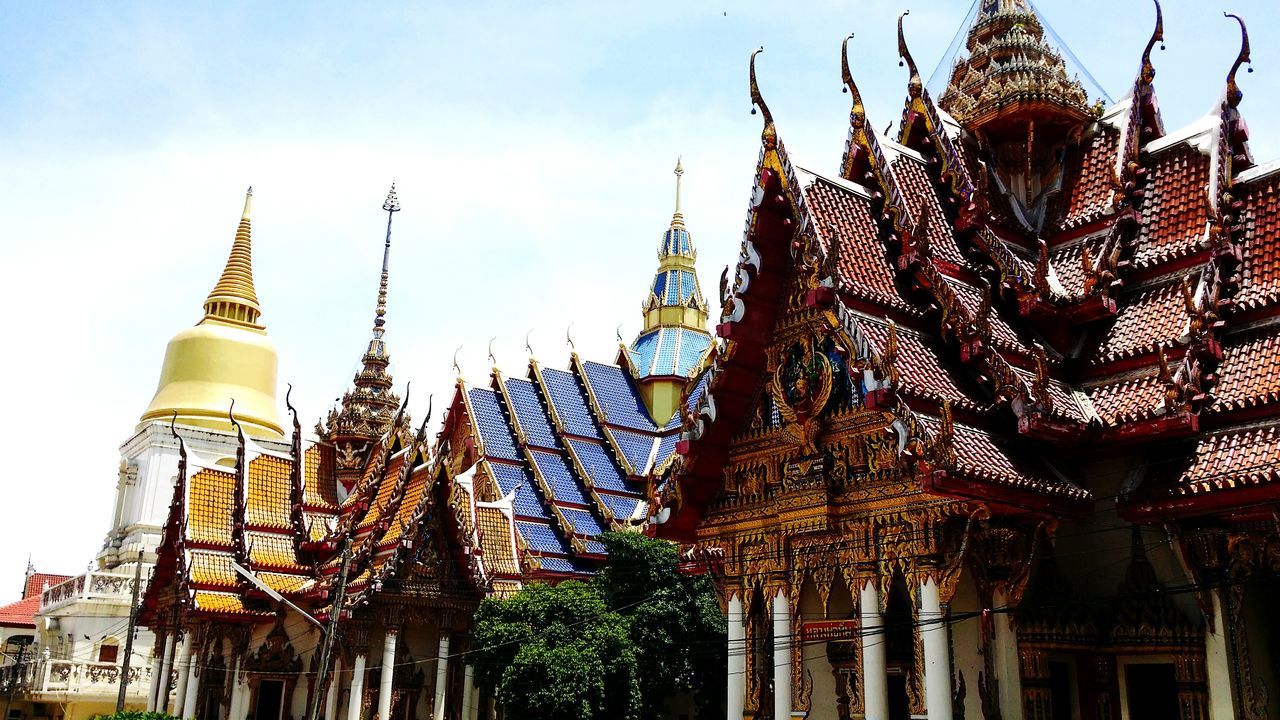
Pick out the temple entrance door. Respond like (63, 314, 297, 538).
(254, 680, 286, 720)
(1123, 663, 1177, 720)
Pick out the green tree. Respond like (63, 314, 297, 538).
(469, 580, 640, 720)
(596, 531, 726, 718)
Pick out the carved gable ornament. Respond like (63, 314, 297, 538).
(769, 334, 836, 455)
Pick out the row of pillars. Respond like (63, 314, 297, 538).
(724, 578, 958, 720)
(144, 629, 480, 720)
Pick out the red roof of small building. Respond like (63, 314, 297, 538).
(0, 572, 72, 629)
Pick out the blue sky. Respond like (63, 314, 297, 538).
(0, 0, 1275, 597)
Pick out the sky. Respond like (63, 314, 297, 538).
(0, 0, 1276, 601)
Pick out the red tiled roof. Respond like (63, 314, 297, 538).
(1088, 278, 1190, 366)
(801, 175, 916, 316)
(1161, 424, 1280, 498)
(1211, 330, 1280, 415)
(0, 573, 72, 629)
(1133, 145, 1211, 269)
(1236, 174, 1280, 313)
(860, 317, 989, 412)
(918, 416, 1088, 503)
(1048, 234, 1106, 299)
(1051, 125, 1120, 231)
(1085, 371, 1165, 425)
(891, 155, 969, 268)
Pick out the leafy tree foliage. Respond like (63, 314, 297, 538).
(597, 531, 726, 718)
(469, 580, 639, 720)
(469, 532, 725, 719)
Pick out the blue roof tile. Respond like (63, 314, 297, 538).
(518, 521, 567, 554)
(505, 378, 558, 449)
(600, 492, 642, 520)
(581, 360, 656, 431)
(542, 368, 600, 438)
(529, 449, 591, 506)
(675, 330, 711, 376)
(655, 432, 679, 467)
(612, 429, 656, 472)
(566, 438, 630, 492)
(468, 388, 520, 461)
(560, 508, 605, 537)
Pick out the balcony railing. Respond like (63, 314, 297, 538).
(0, 657, 157, 697)
(40, 571, 143, 612)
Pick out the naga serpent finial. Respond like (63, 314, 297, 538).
(451, 346, 462, 377)
(1224, 12, 1252, 109)
(422, 394, 433, 427)
(616, 324, 624, 343)
(897, 11, 922, 98)
(1139, 0, 1165, 85)
(841, 33, 866, 128)
(227, 398, 243, 438)
(487, 337, 497, 366)
(525, 330, 534, 356)
(565, 323, 576, 352)
(749, 47, 777, 149)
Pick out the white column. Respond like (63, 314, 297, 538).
(324, 658, 343, 720)
(347, 654, 367, 720)
(992, 588, 1023, 720)
(433, 633, 451, 720)
(860, 581, 889, 720)
(146, 641, 163, 711)
(461, 664, 476, 720)
(727, 594, 745, 720)
(378, 631, 397, 720)
(157, 633, 177, 713)
(172, 638, 193, 717)
(920, 577, 952, 720)
(1205, 590, 1237, 720)
(772, 590, 792, 720)
(228, 657, 244, 720)
(182, 651, 201, 720)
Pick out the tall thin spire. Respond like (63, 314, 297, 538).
(671, 158, 686, 230)
(203, 187, 263, 328)
(320, 182, 403, 450)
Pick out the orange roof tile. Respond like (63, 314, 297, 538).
(245, 455, 293, 531)
(1085, 371, 1166, 425)
(303, 444, 340, 510)
(188, 550, 238, 588)
(1165, 425, 1280, 497)
(246, 532, 307, 572)
(187, 469, 236, 546)
(1048, 234, 1106, 299)
(860, 317, 988, 412)
(476, 506, 520, 576)
(891, 155, 969, 268)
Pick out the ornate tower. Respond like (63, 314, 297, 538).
(139, 187, 283, 438)
(628, 160, 712, 425)
(320, 183, 404, 494)
(938, 0, 1096, 223)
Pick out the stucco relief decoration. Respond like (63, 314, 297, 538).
(769, 335, 835, 455)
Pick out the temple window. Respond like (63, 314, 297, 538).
(96, 639, 119, 664)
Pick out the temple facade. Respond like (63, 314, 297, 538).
(649, 2, 1280, 720)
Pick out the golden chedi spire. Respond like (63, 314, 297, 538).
(139, 187, 284, 438)
(202, 189, 262, 327)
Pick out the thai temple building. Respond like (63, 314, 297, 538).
(649, 2, 1280, 719)
(131, 162, 711, 720)
(14, 2, 1280, 720)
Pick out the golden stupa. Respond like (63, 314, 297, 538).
(138, 188, 284, 438)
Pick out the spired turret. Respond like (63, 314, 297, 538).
(628, 160, 712, 425)
(939, 0, 1100, 220)
(138, 188, 283, 438)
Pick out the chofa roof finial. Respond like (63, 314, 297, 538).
(749, 47, 776, 149)
(841, 34, 866, 128)
(1224, 12, 1252, 109)
(1140, 0, 1165, 85)
(898, 11, 922, 99)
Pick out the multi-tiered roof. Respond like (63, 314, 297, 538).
(653, 3, 1279, 536)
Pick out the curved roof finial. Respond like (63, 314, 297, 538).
(487, 337, 498, 366)
(524, 330, 535, 357)
(897, 11, 922, 99)
(565, 322, 576, 352)
(451, 346, 462, 377)
(841, 33, 866, 128)
(1140, 0, 1165, 85)
(749, 47, 777, 149)
(1224, 12, 1252, 109)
